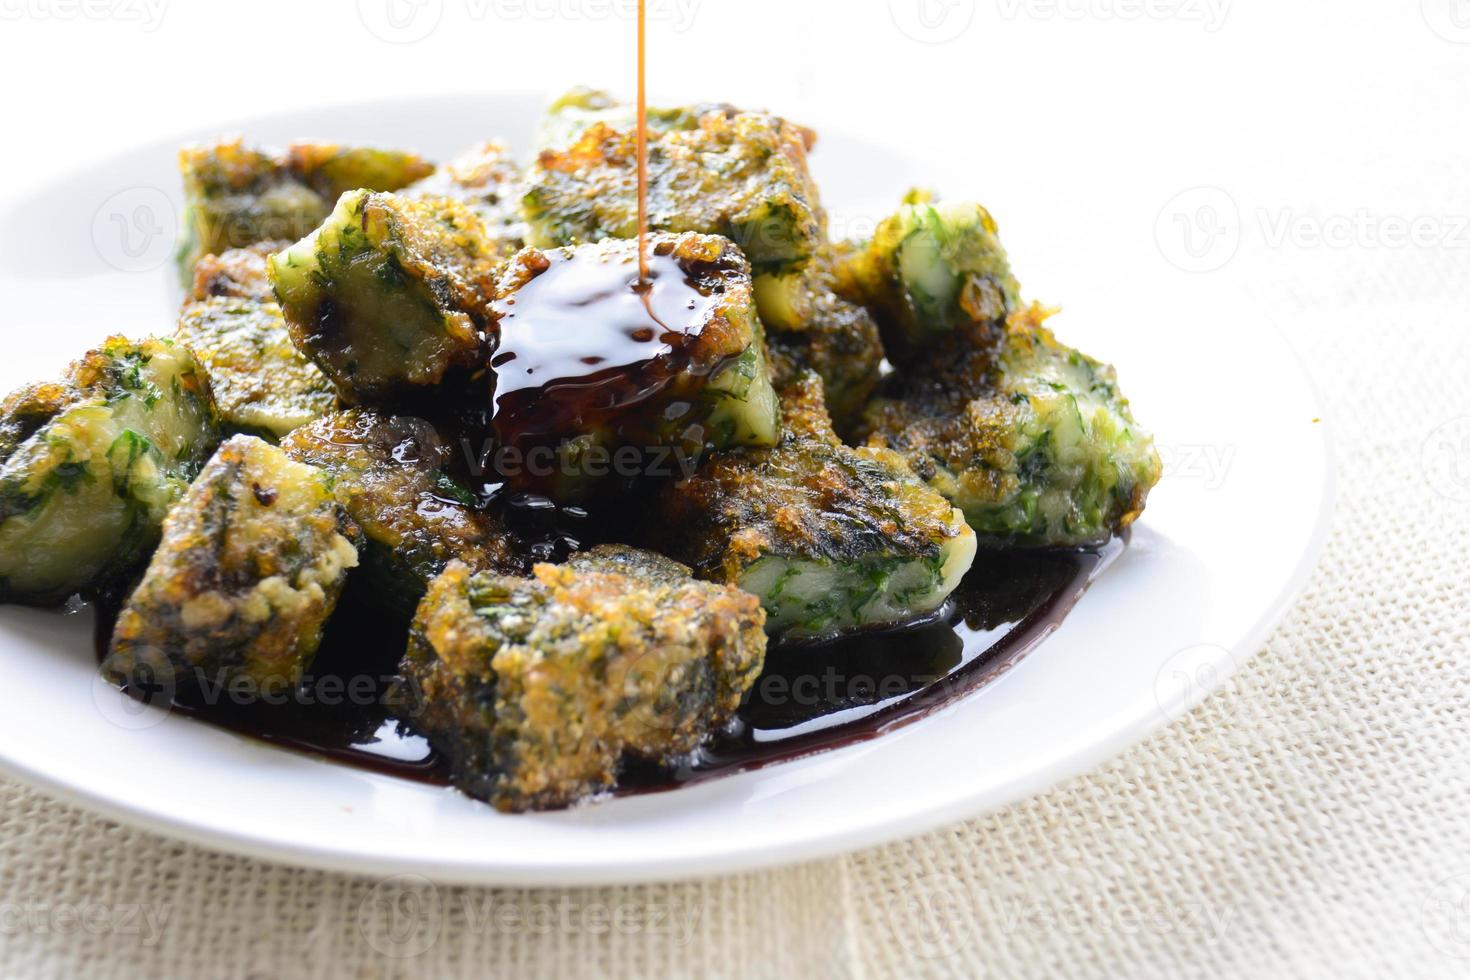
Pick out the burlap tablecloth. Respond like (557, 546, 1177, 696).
(3, 77, 1469, 980)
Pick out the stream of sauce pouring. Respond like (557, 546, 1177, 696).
(91, 541, 1120, 798)
(479, 17, 697, 459)
(636, 0, 650, 284)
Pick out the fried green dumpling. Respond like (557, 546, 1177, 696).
(176, 244, 336, 439)
(397, 546, 766, 811)
(836, 195, 1022, 363)
(485, 233, 778, 499)
(281, 409, 516, 616)
(524, 108, 825, 273)
(177, 138, 433, 277)
(106, 435, 359, 692)
(660, 373, 975, 639)
(0, 338, 219, 603)
(859, 305, 1162, 548)
(268, 190, 499, 402)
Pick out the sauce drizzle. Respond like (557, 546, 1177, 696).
(485, 247, 722, 475)
(635, 0, 650, 284)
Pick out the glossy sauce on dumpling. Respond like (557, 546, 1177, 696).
(487, 248, 722, 443)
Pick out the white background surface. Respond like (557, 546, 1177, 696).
(0, 0, 1467, 977)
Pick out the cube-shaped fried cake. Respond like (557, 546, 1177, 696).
(397, 545, 766, 811)
(106, 435, 359, 692)
(268, 190, 500, 402)
(281, 409, 516, 615)
(177, 138, 432, 276)
(836, 196, 1022, 363)
(485, 232, 778, 498)
(176, 245, 336, 440)
(0, 338, 219, 603)
(660, 373, 976, 639)
(524, 109, 825, 273)
(858, 305, 1163, 548)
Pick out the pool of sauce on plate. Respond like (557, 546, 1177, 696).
(90, 540, 1120, 798)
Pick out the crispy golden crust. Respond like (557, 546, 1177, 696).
(0, 381, 76, 463)
(281, 410, 516, 614)
(398, 546, 766, 811)
(0, 337, 220, 604)
(176, 295, 337, 440)
(660, 374, 974, 637)
(177, 138, 433, 277)
(524, 110, 826, 273)
(859, 305, 1163, 547)
(768, 369, 841, 444)
(404, 141, 526, 256)
(177, 244, 337, 439)
(536, 88, 763, 151)
(187, 241, 285, 302)
(106, 435, 359, 691)
(269, 191, 499, 402)
(666, 373, 959, 573)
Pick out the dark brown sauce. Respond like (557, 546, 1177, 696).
(488, 249, 718, 440)
(91, 540, 1119, 798)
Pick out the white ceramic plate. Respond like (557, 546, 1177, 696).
(0, 93, 1331, 885)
